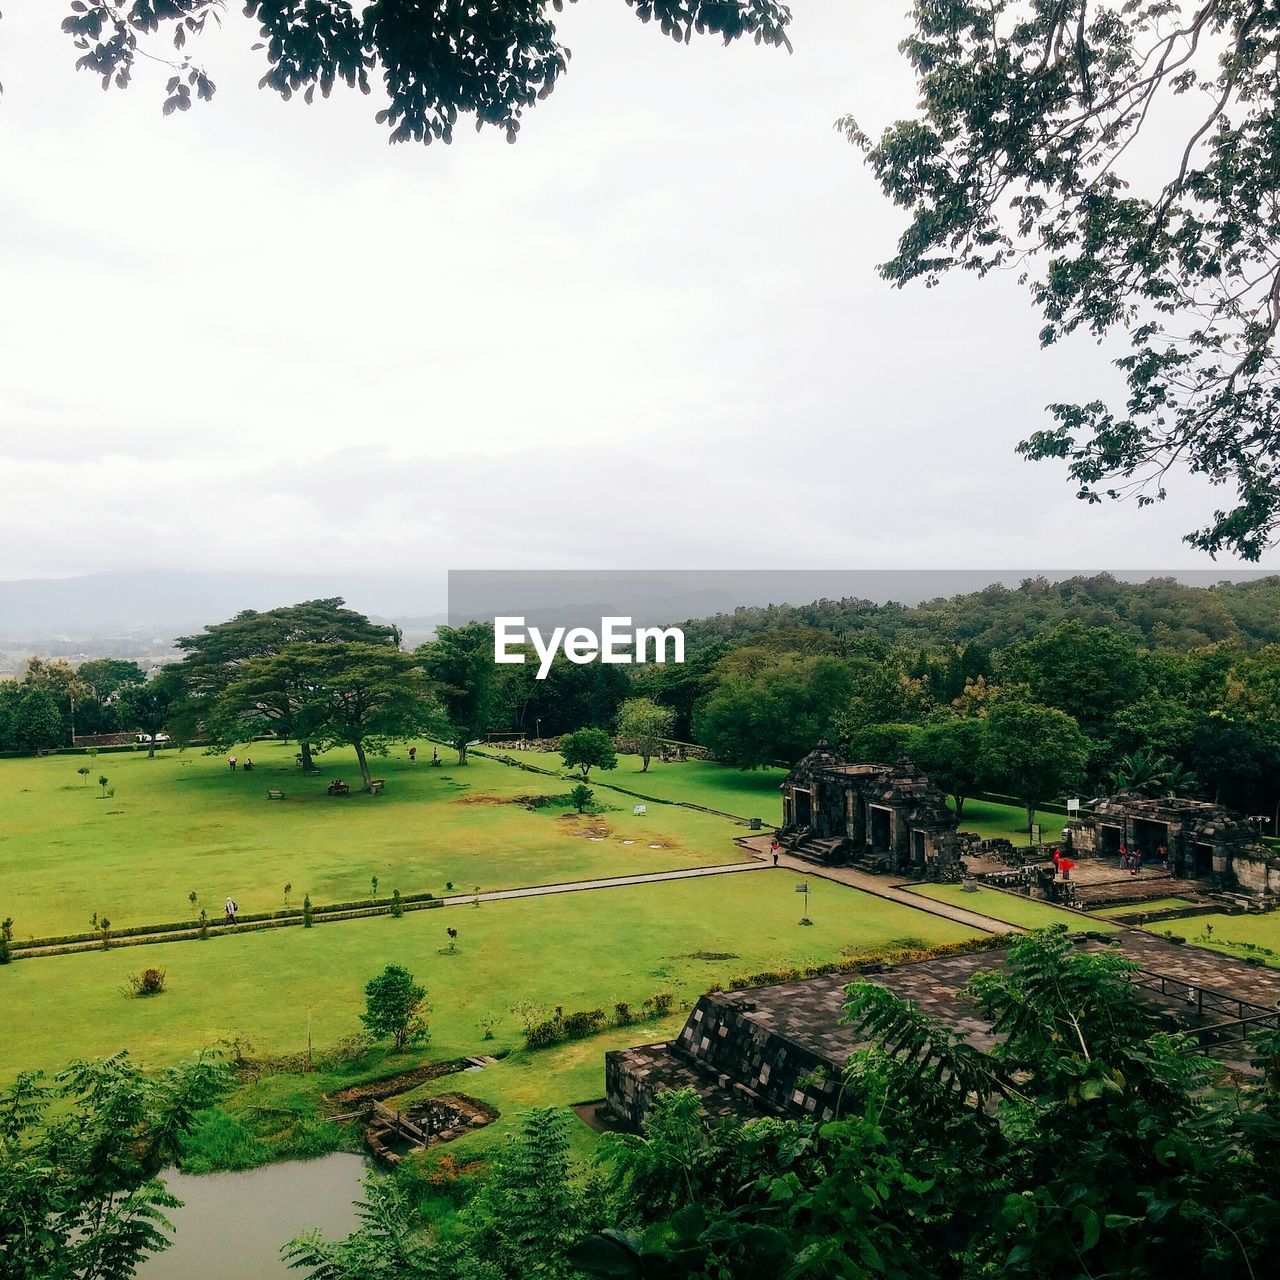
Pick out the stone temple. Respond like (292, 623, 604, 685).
(778, 739, 961, 877)
(1068, 794, 1280, 895)
(776, 739, 1279, 904)
(604, 933, 1280, 1132)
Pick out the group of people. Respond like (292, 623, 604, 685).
(1050, 848, 1076, 880)
(1119, 842, 1167, 875)
(227, 756, 253, 772)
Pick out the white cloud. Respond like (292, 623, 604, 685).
(0, 1, 1272, 583)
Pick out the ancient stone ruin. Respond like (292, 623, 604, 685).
(1066, 795, 1280, 895)
(604, 934, 1280, 1132)
(778, 739, 963, 878)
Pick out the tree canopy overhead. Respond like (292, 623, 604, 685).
(56, 0, 792, 144)
(844, 0, 1280, 560)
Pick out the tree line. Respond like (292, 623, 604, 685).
(3, 579, 1279, 822)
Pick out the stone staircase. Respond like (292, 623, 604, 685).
(787, 834, 851, 866)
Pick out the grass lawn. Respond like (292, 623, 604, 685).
(951, 798, 1066, 845)
(495, 749, 1068, 842)
(1143, 912, 1280, 966)
(482, 747, 785, 822)
(0, 869, 979, 1085)
(1097, 898, 1197, 919)
(907, 884, 1118, 933)
(0, 743, 750, 939)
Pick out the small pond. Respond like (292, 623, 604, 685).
(137, 1152, 369, 1280)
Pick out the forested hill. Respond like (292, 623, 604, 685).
(679, 575, 1280, 653)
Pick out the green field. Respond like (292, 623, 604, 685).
(0, 743, 750, 940)
(952, 798, 1067, 845)
(483, 746, 786, 820)
(0, 744, 1060, 1170)
(1144, 912, 1280, 966)
(1, 869, 978, 1083)
(908, 883, 1118, 932)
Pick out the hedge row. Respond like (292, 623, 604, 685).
(10, 893, 441, 953)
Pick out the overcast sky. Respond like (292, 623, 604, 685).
(1, 1, 1273, 585)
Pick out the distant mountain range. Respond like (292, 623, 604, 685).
(1, 568, 1278, 668)
(0, 571, 448, 638)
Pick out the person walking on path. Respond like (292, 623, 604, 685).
(228, 755, 237, 771)
(409, 746, 417, 763)
(224, 897, 238, 924)
(770, 837, 780, 867)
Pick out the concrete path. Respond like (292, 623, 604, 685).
(437, 859, 768, 906)
(737, 836, 1021, 936)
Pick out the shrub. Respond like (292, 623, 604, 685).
(390, 889, 403, 919)
(525, 1018, 563, 1049)
(561, 1009, 605, 1039)
(650, 991, 675, 1016)
(127, 967, 167, 997)
(302, 894, 313, 928)
(614, 1001, 632, 1026)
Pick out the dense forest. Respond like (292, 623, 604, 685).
(2, 576, 1278, 826)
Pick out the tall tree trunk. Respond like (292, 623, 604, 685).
(456, 737, 469, 765)
(1025, 801, 1035, 838)
(641, 751, 651, 773)
(147, 735, 156, 760)
(300, 741, 314, 771)
(953, 793, 965, 820)
(354, 739, 373, 791)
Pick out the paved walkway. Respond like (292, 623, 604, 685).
(737, 836, 1020, 936)
(436, 860, 768, 906)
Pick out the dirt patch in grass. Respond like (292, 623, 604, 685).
(559, 815, 613, 839)
(679, 950, 740, 961)
(323, 1059, 470, 1108)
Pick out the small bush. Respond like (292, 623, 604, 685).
(614, 1001, 632, 1026)
(650, 991, 675, 1016)
(525, 1018, 563, 1049)
(562, 1008, 605, 1039)
(127, 967, 167, 997)
(311, 1032, 375, 1072)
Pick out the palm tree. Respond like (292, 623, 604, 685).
(1108, 748, 1168, 795)
(1108, 749, 1199, 799)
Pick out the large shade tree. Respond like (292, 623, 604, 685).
(979, 697, 1091, 834)
(116, 671, 180, 759)
(844, 0, 1280, 560)
(224, 641, 439, 790)
(171, 599, 400, 768)
(417, 622, 498, 765)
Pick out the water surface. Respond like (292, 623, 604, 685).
(137, 1152, 368, 1280)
